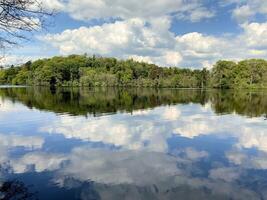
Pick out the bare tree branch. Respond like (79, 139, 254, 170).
(0, 0, 54, 49)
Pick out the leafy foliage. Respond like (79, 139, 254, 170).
(0, 55, 209, 88)
(210, 59, 267, 89)
(1, 55, 267, 89)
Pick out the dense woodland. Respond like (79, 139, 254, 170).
(0, 55, 267, 88)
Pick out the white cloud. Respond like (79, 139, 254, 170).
(131, 109, 152, 116)
(162, 106, 181, 121)
(41, 0, 65, 11)
(240, 22, 267, 49)
(183, 147, 208, 160)
(40, 112, 170, 152)
(176, 6, 215, 22)
(222, 0, 267, 23)
(129, 55, 153, 64)
(39, 102, 267, 155)
(226, 151, 247, 165)
(226, 150, 267, 170)
(0, 133, 45, 169)
(42, 17, 195, 67)
(42, 13, 267, 68)
(163, 51, 183, 66)
(176, 22, 267, 67)
(0, 55, 37, 66)
(209, 167, 240, 182)
(43, 18, 182, 66)
(0, 142, 260, 199)
(0, 98, 25, 113)
(3, 144, 258, 200)
(60, 0, 214, 23)
(58, 147, 180, 186)
(11, 152, 66, 173)
(175, 32, 223, 60)
(232, 5, 254, 23)
(44, 18, 170, 54)
(172, 110, 267, 154)
(173, 114, 216, 138)
(0, 134, 44, 150)
(53, 146, 259, 199)
(236, 127, 267, 152)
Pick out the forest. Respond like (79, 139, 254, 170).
(0, 55, 267, 88)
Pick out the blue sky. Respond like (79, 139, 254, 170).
(2, 0, 267, 69)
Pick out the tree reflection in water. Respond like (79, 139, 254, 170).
(0, 87, 266, 118)
(0, 180, 38, 200)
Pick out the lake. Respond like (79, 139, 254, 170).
(0, 87, 267, 200)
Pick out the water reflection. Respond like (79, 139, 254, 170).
(39, 104, 267, 153)
(0, 180, 38, 200)
(0, 87, 267, 199)
(0, 87, 266, 117)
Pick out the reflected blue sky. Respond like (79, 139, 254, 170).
(0, 92, 267, 199)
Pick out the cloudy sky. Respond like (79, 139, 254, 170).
(2, 0, 267, 69)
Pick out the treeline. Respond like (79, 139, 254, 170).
(0, 55, 267, 88)
(210, 60, 267, 89)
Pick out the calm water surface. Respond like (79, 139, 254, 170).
(0, 87, 267, 200)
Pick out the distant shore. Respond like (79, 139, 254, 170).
(1, 55, 267, 89)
